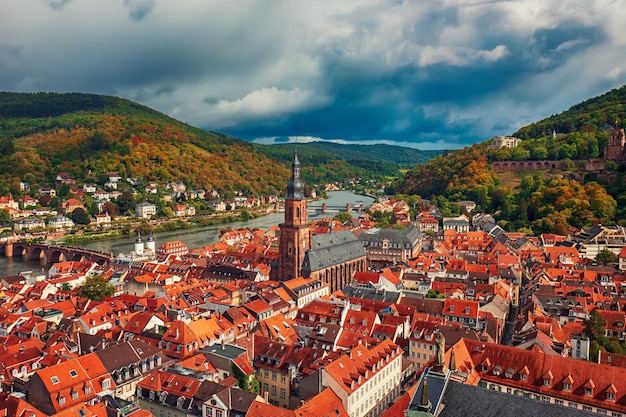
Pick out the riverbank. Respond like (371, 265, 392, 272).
(60, 205, 274, 245)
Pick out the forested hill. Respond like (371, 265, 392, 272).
(269, 142, 439, 168)
(514, 85, 626, 139)
(396, 85, 626, 234)
(256, 142, 439, 179)
(0, 92, 403, 196)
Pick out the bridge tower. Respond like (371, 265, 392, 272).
(135, 232, 144, 257)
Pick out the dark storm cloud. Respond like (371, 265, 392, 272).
(46, 0, 72, 10)
(2, 1, 626, 149)
(124, 0, 156, 21)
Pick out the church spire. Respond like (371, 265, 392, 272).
(286, 148, 304, 200)
(418, 377, 432, 412)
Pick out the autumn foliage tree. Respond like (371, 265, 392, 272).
(77, 274, 115, 301)
(102, 201, 117, 219)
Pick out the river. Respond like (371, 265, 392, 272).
(0, 191, 373, 277)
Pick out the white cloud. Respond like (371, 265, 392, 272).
(204, 87, 330, 128)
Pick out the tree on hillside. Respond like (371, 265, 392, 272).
(77, 274, 115, 301)
(102, 201, 117, 219)
(71, 208, 91, 225)
(0, 209, 10, 224)
(39, 194, 52, 207)
(117, 191, 135, 215)
(0, 137, 14, 157)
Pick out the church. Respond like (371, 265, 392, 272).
(273, 151, 368, 293)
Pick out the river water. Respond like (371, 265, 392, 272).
(0, 191, 373, 277)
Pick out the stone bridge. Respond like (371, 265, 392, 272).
(491, 160, 565, 172)
(0, 241, 113, 265)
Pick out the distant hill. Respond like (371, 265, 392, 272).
(257, 142, 439, 180)
(0, 92, 414, 197)
(396, 86, 626, 233)
(284, 142, 439, 168)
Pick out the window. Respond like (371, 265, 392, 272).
(543, 379, 551, 387)
(563, 383, 571, 391)
(59, 397, 66, 406)
(585, 388, 593, 396)
(555, 399, 563, 406)
(272, 386, 277, 395)
(216, 411, 222, 417)
(583, 405, 593, 411)
(280, 388, 286, 398)
(569, 403, 578, 409)
(272, 372, 277, 381)
(84, 386, 91, 395)
(102, 379, 110, 389)
(72, 391, 79, 400)
(51, 376, 60, 384)
(206, 409, 212, 417)
(264, 370, 269, 378)
(263, 383, 268, 392)
(608, 392, 615, 401)
(281, 374, 286, 383)
(520, 373, 527, 381)
(69, 369, 78, 378)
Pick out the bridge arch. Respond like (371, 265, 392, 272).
(48, 249, 67, 263)
(12, 243, 29, 259)
(29, 246, 46, 261)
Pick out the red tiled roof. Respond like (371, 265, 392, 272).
(460, 338, 626, 414)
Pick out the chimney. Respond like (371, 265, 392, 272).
(221, 339, 225, 351)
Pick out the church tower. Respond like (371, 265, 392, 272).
(278, 150, 312, 281)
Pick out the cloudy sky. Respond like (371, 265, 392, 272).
(1, 0, 626, 149)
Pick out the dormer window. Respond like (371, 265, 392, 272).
(464, 307, 471, 314)
(492, 365, 502, 376)
(543, 371, 553, 387)
(564, 383, 571, 391)
(606, 384, 617, 401)
(450, 305, 455, 313)
(585, 387, 593, 396)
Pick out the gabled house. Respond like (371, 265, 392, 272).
(22, 357, 97, 415)
(95, 339, 167, 400)
(321, 339, 403, 417)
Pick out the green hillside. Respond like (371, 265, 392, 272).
(514, 86, 626, 139)
(0, 92, 402, 197)
(396, 85, 626, 233)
